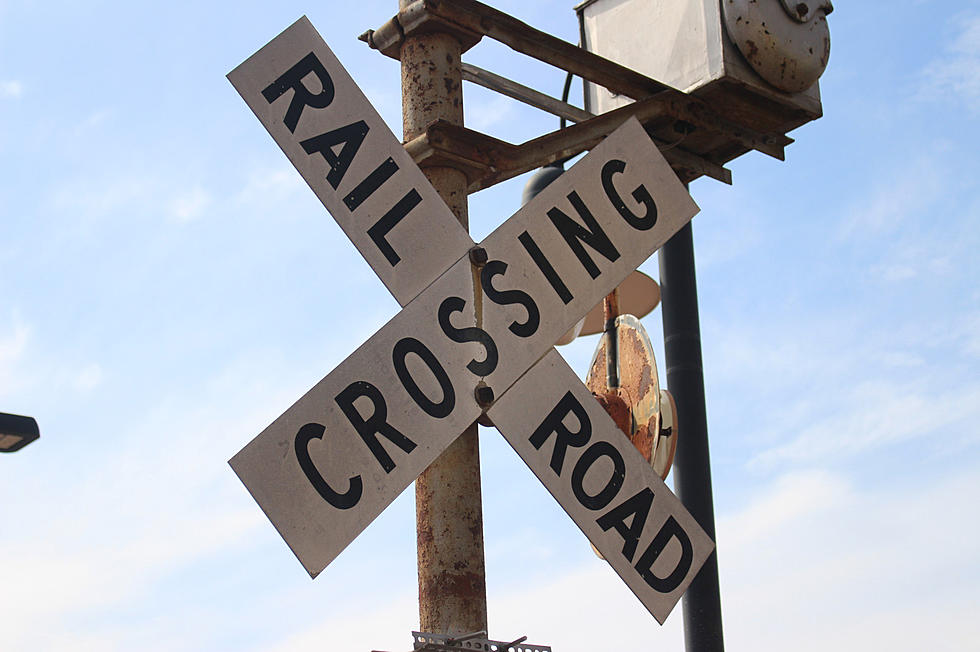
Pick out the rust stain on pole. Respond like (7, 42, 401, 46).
(602, 289, 620, 389)
(400, 0, 488, 636)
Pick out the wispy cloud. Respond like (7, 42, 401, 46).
(0, 315, 30, 396)
(71, 362, 104, 391)
(234, 164, 307, 211)
(920, 13, 980, 114)
(465, 93, 517, 132)
(170, 186, 212, 223)
(0, 79, 22, 98)
(262, 463, 980, 652)
(721, 465, 980, 651)
(750, 373, 980, 468)
(837, 153, 943, 239)
(0, 362, 297, 649)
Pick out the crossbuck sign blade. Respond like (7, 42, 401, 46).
(228, 16, 712, 624)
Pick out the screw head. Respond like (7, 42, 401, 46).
(474, 384, 494, 406)
(468, 246, 488, 267)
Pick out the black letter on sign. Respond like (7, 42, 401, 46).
(547, 191, 620, 279)
(300, 121, 369, 190)
(261, 52, 335, 134)
(529, 391, 591, 475)
(518, 231, 573, 305)
(392, 337, 455, 419)
(343, 157, 399, 212)
(571, 441, 625, 510)
(336, 380, 417, 474)
(367, 189, 422, 267)
(439, 296, 498, 377)
(294, 422, 363, 510)
(596, 487, 654, 562)
(601, 159, 658, 231)
(480, 260, 540, 338)
(635, 516, 694, 594)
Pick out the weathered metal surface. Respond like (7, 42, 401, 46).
(594, 390, 631, 437)
(722, 0, 832, 93)
(578, 0, 823, 136)
(403, 108, 735, 192)
(579, 270, 659, 337)
(359, 3, 483, 59)
(461, 63, 593, 124)
(778, 0, 834, 23)
(363, 0, 794, 166)
(488, 350, 715, 624)
(370, 0, 671, 99)
(602, 288, 620, 389)
(654, 389, 678, 481)
(586, 314, 662, 469)
(411, 631, 551, 652)
(227, 16, 473, 308)
(400, 16, 488, 636)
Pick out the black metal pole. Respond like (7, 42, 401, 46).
(658, 221, 724, 652)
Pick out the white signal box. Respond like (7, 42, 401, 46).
(576, 0, 832, 135)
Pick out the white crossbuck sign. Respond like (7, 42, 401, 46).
(228, 16, 713, 624)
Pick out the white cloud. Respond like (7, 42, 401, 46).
(0, 318, 29, 363)
(234, 164, 307, 209)
(0, 79, 22, 98)
(962, 312, 980, 358)
(170, 186, 212, 223)
(870, 261, 916, 282)
(255, 463, 980, 652)
(720, 466, 980, 652)
(837, 154, 943, 239)
(262, 553, 686, 652)
(750, 378, 980, 469)
(0, 353, 314, 650)
(0, 315, 30, 396)
(71, 362, 104, 391)
(721, 469, 847, 550)
(266, 594, 420, 652)
(48, 173, 156, 225)
(920, 13, 980, 113)
(465, 93, 517, 132)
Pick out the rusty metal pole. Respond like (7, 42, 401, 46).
(602, 290, 621, 389)
(399, 0, 489, 637)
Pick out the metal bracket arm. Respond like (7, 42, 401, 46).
(404, 96, 734, 190)
(362, 0, 791, 163)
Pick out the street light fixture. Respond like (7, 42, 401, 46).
(0, 412, 40, 453)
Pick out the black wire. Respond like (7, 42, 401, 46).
(559, 68, 574, 131)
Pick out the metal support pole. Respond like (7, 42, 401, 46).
(658, 221, 725, 652)
(399, 0, 489, 636)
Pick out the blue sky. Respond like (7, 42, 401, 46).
(2, 1, 978, 650)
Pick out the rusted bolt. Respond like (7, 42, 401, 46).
(474, 383, 494, 407)
(468, 246, 488, 267)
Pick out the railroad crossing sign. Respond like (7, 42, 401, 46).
(228, 16, 712, 624)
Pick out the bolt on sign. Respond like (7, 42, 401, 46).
(228, 16, 712, 624)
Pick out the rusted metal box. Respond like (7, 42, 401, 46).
(576, 0, 828, 135)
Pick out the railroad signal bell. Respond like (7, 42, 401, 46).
(576, 0, 832, 134)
